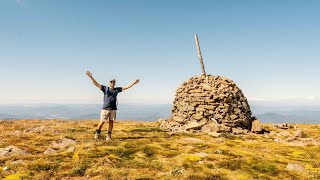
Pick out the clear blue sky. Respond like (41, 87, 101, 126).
(1, 0, 320, 104)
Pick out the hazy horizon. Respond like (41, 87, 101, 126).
(0, 102, 319, 123)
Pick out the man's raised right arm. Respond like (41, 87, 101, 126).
(86, 71, 102, 89)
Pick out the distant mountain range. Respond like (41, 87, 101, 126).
(0, 104, 172, 121)
(0, 104, 319, 123)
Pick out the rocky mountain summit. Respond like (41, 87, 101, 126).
(160, 75, 254, 133)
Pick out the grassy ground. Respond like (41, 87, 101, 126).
(0, 120, 320, 179)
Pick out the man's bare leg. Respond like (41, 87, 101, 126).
(97, 121, 105, 131)
(107, 120, 114, 140)
(108, 120, 114, 132)
(95, 121, 104, 139)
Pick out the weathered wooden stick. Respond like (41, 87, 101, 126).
(194, 33, 206, 75)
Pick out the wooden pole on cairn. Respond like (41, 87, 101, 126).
(194, 33, 206, 75)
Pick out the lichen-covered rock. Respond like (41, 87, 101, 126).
(0, 146, 27, 157)
(160, 75, 253, 132)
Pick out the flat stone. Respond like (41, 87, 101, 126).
(160, 121, 170, 130)
(230, 114, 238, 120)
(202, 84, 212, 91)
(251, 119, 262, 132)
(66, 146, 76, 153)
(172, 116, 184, 122)
(189, 93, 207, 97)
(198, 105, 215, 110)
(0, 146, 27, 157)
(294, 129, 303, 137)
(9, 160, 24, 165)
(13, 130, 22, 135)
(217, 125, 232, 133)
(234, 108, 241, 114)
(24, 125, 48, 133)
(44, 148, 57, 155)
(194, 152, 208, 157)
(201, 123, 218, 132)
(188, 89, 202, 93)
(286, 163, 305, 172)
(157, 118, 166, 123)
(52, 138, 77, 149)
(214, 114, 223, 119)
(208, 132, 221, 138)
(206, 99, 215, 103)
(184, 121, 205, 130)
(232, 128, 245, 135)
(194, 113, 203, 120)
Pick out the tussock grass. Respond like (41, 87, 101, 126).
(0, 120, 319, 179)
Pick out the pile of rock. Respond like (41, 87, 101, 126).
(274, 123, 296, 130)
(160, 75, 253, 133)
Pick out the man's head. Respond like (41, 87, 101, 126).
(109, 79, 116, 88)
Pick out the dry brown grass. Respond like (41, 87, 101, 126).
(0, 120, 320, 179)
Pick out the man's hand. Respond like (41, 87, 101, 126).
(123, 79, 140, 91)
(86, 71, 92, 77)
(86, 70, 101, 89)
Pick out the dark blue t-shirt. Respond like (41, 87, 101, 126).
(100, 85, 122, 110)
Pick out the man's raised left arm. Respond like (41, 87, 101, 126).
(122, 79, 140, 91)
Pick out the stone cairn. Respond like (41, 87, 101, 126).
(159, 75, 253, 133)
(159, 34, 254, 133)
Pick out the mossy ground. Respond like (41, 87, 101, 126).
(0, 120, 320, 179)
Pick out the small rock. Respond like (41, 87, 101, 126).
(232, 128, 245, 135)
(208, 131, 221, 138)
(24, 125, 48, 133)
(294, 129, 303, 138)
(215, 149, 223, 154)
(201, 123, 218, 132)
(66, 146, 76, 153)
(52, 138, 77, 149)
(277, 131, 292, 137)
(251, 119, 262, 133)
(9, 160, 24, 165)
(13, 130, 22, 135)
(217, 124, 232, 133)
(194, 152, 208, 157)
(172, 116, 184, 122)
(184, 121, 205, 130)
(230, 114, 238, 120)
(286, 136, 298, 142)
(159, 120, 170, 130)
(202, 83, 212, 91)
(0, 146, 27, 157)
(194, 113, 203, 120)
(44, 148, 57, 155)
(269, 131, 277, 136)
(286, 163, 305, 172)
(213, 114, 223, 119)
(274, 137, 282, 142)
(157, 118, 166, 123)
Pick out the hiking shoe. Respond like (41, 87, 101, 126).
(94, 132, 100, 140)
(106, 132, 112, 141)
